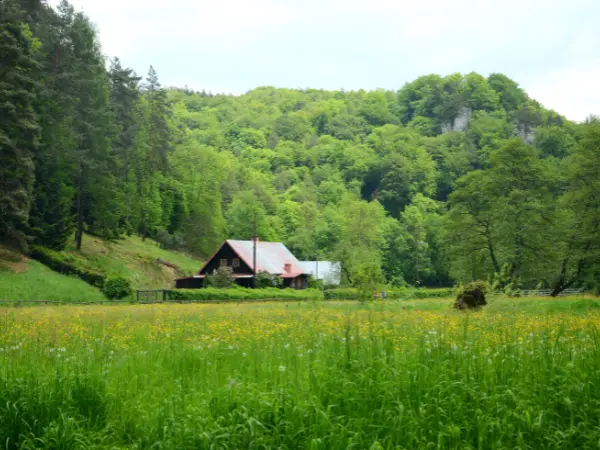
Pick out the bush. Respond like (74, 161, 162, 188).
(102, 276, 133, 300)
(255, 270, 282, 288)
(308, 275, 324, 290)
(205, 266, 235, 288)
(456, 280, 489, 296)
(167, 287, 323, 302)
(324, 287, 455, 300)
(29, 246, 105, 288)
(454, 280, 488, 311)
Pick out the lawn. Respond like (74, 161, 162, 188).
(1, 297, 600, 449)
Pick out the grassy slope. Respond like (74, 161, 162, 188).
(61, 233, 202, 290)
(0, 235, 202, 301)
(0, 251, 106, 302)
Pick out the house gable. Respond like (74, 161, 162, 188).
(199, 242, 253, 275)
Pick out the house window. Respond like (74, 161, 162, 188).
(232, 258, 240, 268)
(284, 263, 291, 273)
(220, 258, 228, 267)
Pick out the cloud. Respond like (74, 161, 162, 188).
(47, 0, 600, 121)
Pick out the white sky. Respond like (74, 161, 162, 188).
(49, 0, 600, 122)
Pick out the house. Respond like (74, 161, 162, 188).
(175, 238, 310, 289)
(299, 261, 341, 286)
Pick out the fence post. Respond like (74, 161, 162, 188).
(162, 290, 167, 302)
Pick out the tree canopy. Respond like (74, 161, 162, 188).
(2, 0, 599, 294)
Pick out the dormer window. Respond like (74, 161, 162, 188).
(284, 263, 291, 273)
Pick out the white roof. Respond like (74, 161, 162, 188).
(299, 261, 341, 285)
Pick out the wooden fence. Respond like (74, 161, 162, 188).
(518, 288, 586, 297)
(0, 290, 303, 307)
(0, 287, 589, 307)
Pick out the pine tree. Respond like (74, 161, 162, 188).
(135, 66, 172, 240)
(108, 57, 141, 180)
(0, 0, 40, 249)
(27, 0, 78, 249)
(143, 65, 172, 172)
(57, 2, 116, 249)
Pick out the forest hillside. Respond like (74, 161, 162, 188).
(1, 0, 599, 294)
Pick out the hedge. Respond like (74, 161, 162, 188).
(167, 287, 324, 301)
(29, 246, 105, 288)
(324, 287, 455, 300)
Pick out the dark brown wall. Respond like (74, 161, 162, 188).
(175, 277, 204, 288)
(200, 243, 252, 275)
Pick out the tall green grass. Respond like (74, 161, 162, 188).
(1, 300, 600, 448)
(0, 260, 106, 301)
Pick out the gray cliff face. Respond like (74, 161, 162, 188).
(514, 123, 535, 144)
(442, 106, 472, 133)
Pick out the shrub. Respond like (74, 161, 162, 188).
(167, 287, 323, 302)
(29, 246, 105, 288)
(102, 276, 133, 300)
(456, 280, 489, 296)
(308, 275, 324, 290)
(454, 280, 488, 311)
(324, 287, 455, 300)
(205, 266, 235, 288)
(255, 270, 282, 288)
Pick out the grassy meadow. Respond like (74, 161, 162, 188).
(1, 296, 600, 449)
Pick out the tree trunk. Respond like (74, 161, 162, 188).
(74, 164, 84, 251)
(487, 238, 500, 274)
(551, 257, 584, 297)
(550, 259, 569, 297)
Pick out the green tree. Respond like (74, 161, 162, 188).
(0, 2, 39, 249)
(549, 122, 600, 295)
(333, 194, 387, 286)
(445, 139, 554, 284)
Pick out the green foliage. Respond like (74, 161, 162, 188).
(30, 246, 105, 288)
(1, 0, 594, 296)
(324, 287, 455, 300)
(205, 266, 235, 288)
(254, 270, 282, 288)
(102, 275, 132, 299)
(456, 280, 489, 296)
(0, 1, 39, 250)
(168, 287, 322, 301)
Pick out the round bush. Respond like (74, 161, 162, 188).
(102, 275, 133, 300)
